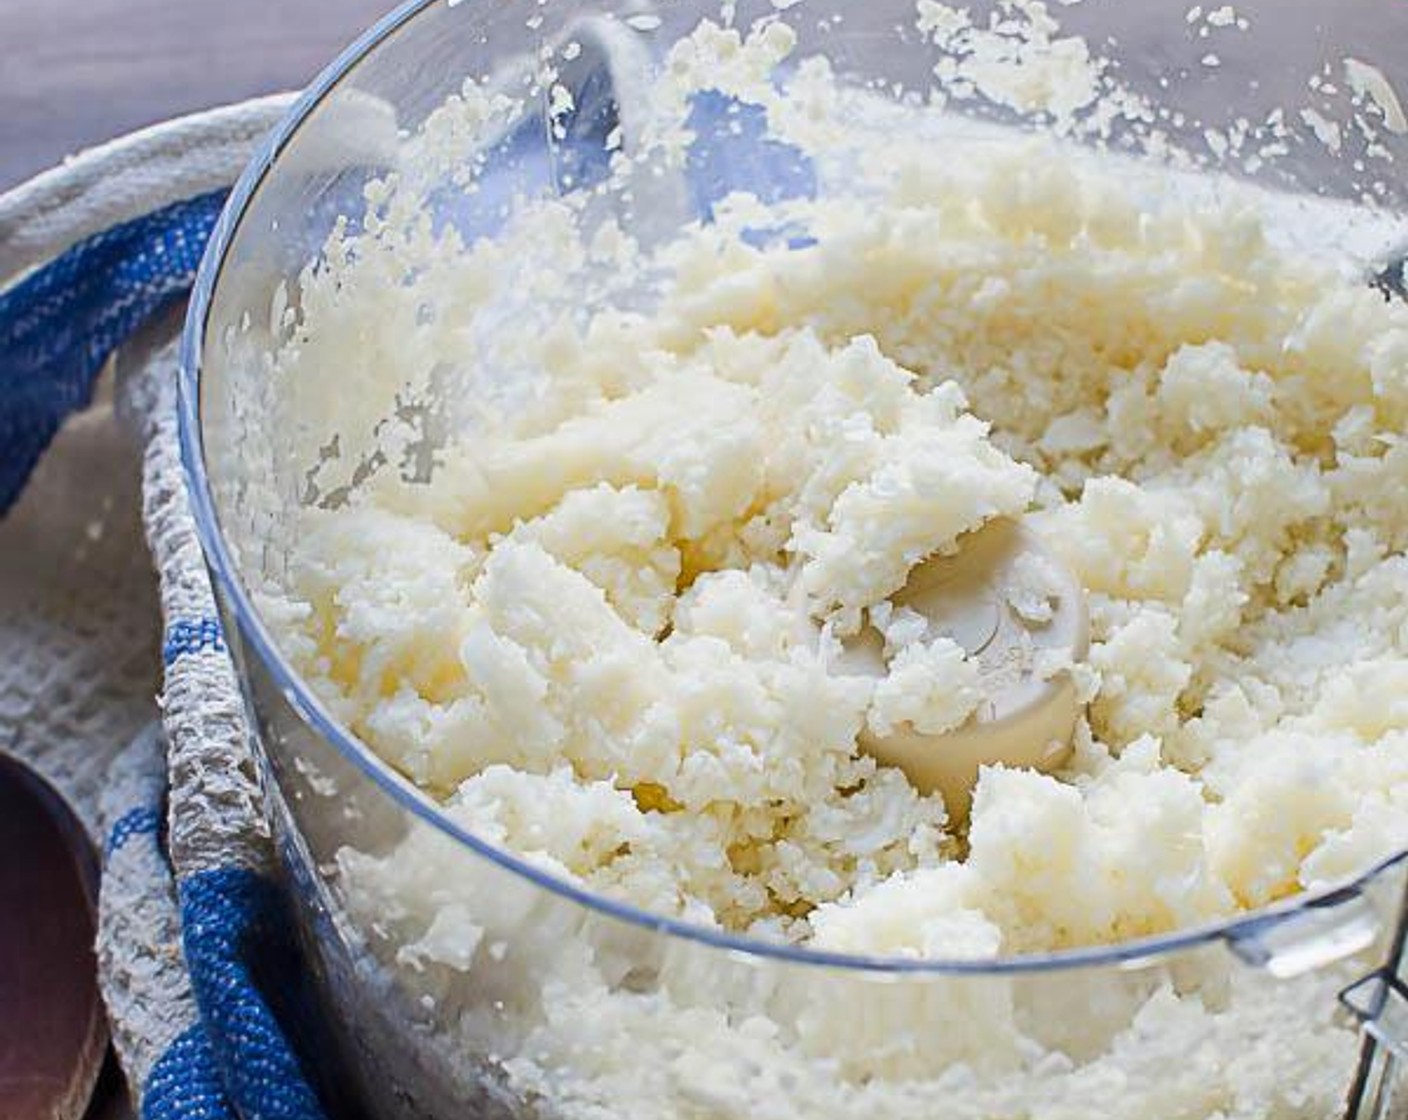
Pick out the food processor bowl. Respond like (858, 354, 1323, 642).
(182, 1, 1408, 1116)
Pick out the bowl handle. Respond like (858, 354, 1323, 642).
(1338, 873, 1408, 1120)
(1214, 868, 1407, 1119)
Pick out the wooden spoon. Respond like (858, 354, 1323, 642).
(0, 754, 108, 1120)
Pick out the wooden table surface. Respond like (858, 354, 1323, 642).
(0, 0, 396, 190)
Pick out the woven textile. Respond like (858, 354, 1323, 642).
(0, 96, 331, 1120)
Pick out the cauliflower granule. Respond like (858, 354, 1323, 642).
(249, 17, 1408, 1120)
(279, 141, 1408, 952)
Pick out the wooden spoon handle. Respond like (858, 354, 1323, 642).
(0, 754, 109, 1120)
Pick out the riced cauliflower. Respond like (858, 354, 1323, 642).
(277, 130, 1408, 952)
(246, 14, 1408, 1120)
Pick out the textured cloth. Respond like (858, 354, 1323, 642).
(0, 96, 329, 1120)
(0, 94, 292, 851)
(0, 189, 226, 513)
(0, 96, 292, 286)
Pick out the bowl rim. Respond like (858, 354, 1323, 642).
(179, 0, 1408, 978)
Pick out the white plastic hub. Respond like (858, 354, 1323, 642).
(838, 518, 1089, 820)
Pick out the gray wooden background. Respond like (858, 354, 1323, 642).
(0, 0, 395, 190)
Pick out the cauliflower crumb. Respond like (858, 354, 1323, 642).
(868, 637, 983, 738)
(251, 21, 1408, 1119)
(277, 127, 1408, 952)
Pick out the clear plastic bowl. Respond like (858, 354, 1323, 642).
(183, 1, 1408, 1116)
